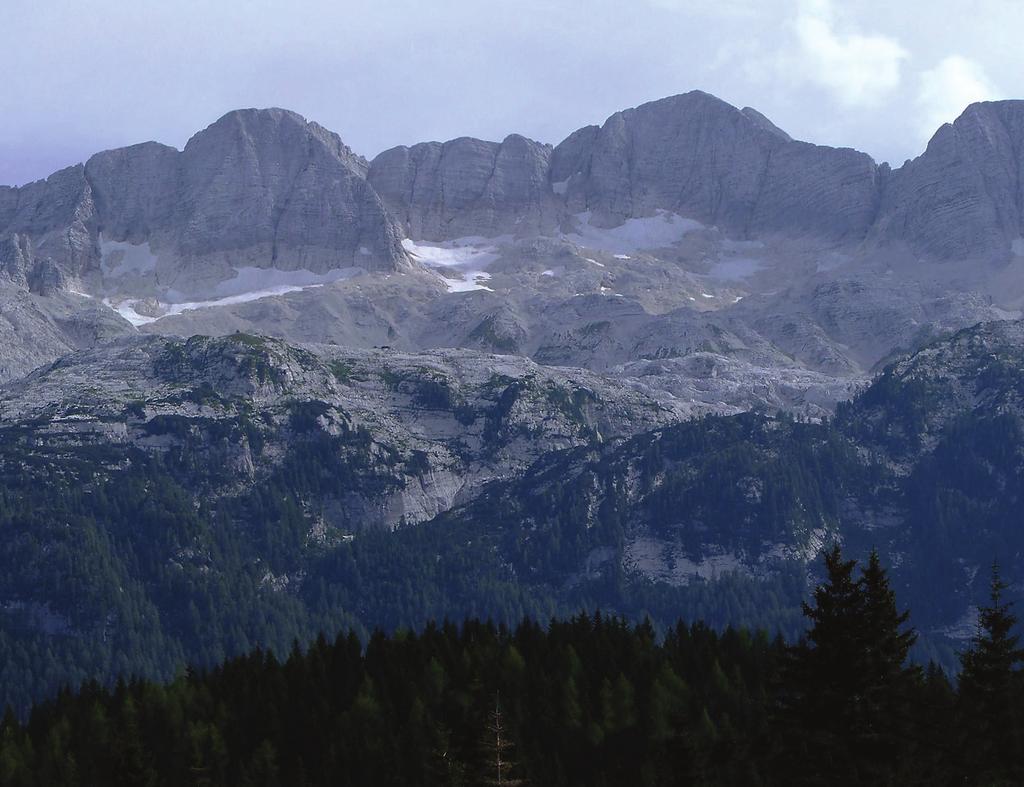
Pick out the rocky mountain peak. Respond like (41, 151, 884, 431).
(873, 99, 1024, 261)
(1, 106, 410, 307)
(368, 131, 557, 241)
(740, 106, 793, 142)
(553, 90, 879, 241)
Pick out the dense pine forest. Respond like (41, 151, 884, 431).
(0, 548, 1020, 786)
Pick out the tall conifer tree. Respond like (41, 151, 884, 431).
(958, 563, 1024, 784)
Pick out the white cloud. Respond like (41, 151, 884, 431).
(789, 0, 908, 107)
(916, 55, 998, 139)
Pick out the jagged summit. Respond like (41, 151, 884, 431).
(3, 90, 1024, 385)
(186, 107, 370, 172)
(1, 105, 410, 305)
(872, 99, 1024, 260)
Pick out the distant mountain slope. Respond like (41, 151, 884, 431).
(1, 321, 1023, 708)
(432, 317, 1024, 649)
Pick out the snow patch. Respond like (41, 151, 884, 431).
(564, 210, 703, 254)
(541, 269, 555, 277)
(700, 292, 714, 298)
(583, 257, 605, 268)
(103, 298, 159, 327)
(402, 237, 500, 293)
(103, 267, 359, 326)
(613, 254, 631, 260)
(816, 251, 850, 273)
(170, 266, 358, 301)
(105, 286, 317, 327)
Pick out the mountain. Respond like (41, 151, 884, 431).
(3, 90, 1024, 712)
(1, 321, 1023, 709)
(3, 93, 1024, 394)
(548, 90, 882, 242)
(1, 109, 408, 303)
(368, 133, 559, 240)
(874, 100, 1024, 261)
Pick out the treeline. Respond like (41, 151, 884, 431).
(0, 548, 1021, 786)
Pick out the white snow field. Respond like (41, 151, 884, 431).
(401, 237, 500, 293)
(103, 266, 360, 326)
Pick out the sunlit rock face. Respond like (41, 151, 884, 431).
(549, 91, 881, 242)
(874, 100, 1024, 261)
(369, 133, 558, 241)
(1, 108, 409, 301)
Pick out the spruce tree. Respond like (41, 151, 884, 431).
(775, 545, 864, 782)
(857, 549, 920, 781)
(958, 562, 1024, 784)
(775, 546, 918, 784)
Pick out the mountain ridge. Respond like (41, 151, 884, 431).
(2, 90, 1023, 417)
(1, 317, 1022, 710)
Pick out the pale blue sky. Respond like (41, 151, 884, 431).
(3, 0, 1020, 185)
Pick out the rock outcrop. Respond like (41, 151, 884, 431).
(0, 166, 96, 293)
(1, 109, 410, 300)
(550, 91, 881, 242)
(874, 100, 1024, 261)
(368, 134, 558, 240)
(0, 333, 684, 523)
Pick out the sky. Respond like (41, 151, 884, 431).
(2, 0, 1020, 186)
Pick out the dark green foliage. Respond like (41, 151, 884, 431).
(774, 547, 922, 783)
(4, 551, 1020, 787)
(0, 413, 806, 716)
(956, 564, 1024, 784)
(0, 615, 787, 786)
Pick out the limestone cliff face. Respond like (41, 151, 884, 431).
(0, 165, 97, 293)
(373, 92, 1024, 261)
(1, 109, 409, 298)
(551, 91, 881, 241)
(84, 141, 181, 244)
(3, 92, 1024, 390)
(6, 93, 1024, 301)
(168, 109, 406, 276)
(368, 134, 557, 240)
(874, 100, 1024, 260)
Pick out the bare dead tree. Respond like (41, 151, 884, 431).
(482, 691, 524, 787)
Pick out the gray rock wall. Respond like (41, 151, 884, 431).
(369, 134, 557, 240)
(1, 109, 410, 297)
(874, 100, 1024, 260)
